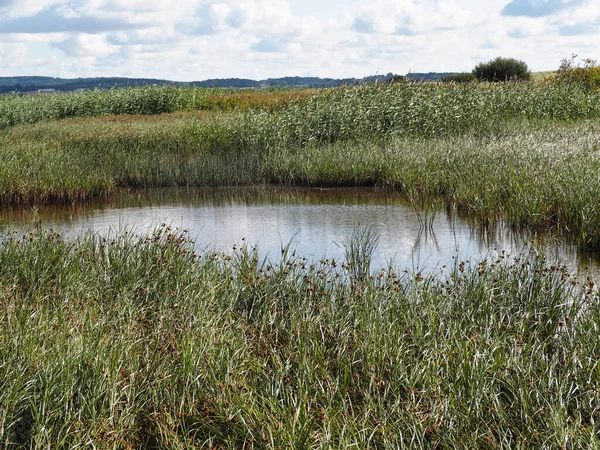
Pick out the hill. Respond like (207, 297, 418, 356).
(405, 72, 458, 81)
(0, 72, 458, 93)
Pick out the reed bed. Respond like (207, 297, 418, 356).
(0, 227, 598, 448)
(244, 81, 600, 145)
(0, 86, 201, 128)
(3, 81, 600, 449)
(201, 90, 315, 113)
(2, 115, 600, 247)
(179, 82, 600, 152)
(0, 87, 315, 129)
(2, 81, 599, 135)
(265, 122, 600, 248)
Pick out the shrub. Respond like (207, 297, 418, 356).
(386, 75, 407, 84)
(473, 57, 531, 82)
(556, 54, 600, 89)
(442, 72, 477, 83)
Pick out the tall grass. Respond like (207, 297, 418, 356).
(0, 112, 258, 204)
(2, 81, 599, 137)
(178, 81, 600, 157)
(0, 86, 200, 128)
(0, 86, 315, 129)
(231, 81, 600, 147)
(0, 228, 598, 448)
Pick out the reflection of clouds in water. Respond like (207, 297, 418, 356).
(1, 189, 596, 276)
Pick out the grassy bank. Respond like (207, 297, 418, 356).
(2, 113, 600, 247)
(1, 228, 598, 448)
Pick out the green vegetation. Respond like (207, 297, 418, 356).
(4, 77, 597, 132)
(1, 227, 598, 448)
(0, 86, 316, 129)
(556, 54, 600, 89)
(2, 116, 600, 247)
(0, 86, 203, 128)
(473, 57, 531, 82)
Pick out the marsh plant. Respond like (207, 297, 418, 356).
(0, 86, 314, 129)
(217, 81, 600, 155)
(0, 228, 599, 448)
(2, 115, 600, 246)
(556, 54, 600, 90)
(342, 225, 380, 282)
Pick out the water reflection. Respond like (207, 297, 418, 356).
(1, 187, 599, 275)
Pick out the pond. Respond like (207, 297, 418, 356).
(1, 187, 599, 275)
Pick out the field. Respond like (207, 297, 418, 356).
(2, 80, 600, 448)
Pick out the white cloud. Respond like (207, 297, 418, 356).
(251, 35, 285, 53)
(107, 29, 181, 46)
(349, 0, 475, 36)
(0, 43, 28, 69)
(501, 0, 585, 18)
(0, 0, 597, 80)
(52, 34, 114, 58)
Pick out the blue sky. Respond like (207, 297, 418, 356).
(0, 0, 598, 80)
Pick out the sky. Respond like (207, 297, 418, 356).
(0, 0, 598, 81)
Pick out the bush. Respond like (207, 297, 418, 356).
(556, 54, 600, 89)
(386, 75, 407, 84)
(473, 57, 531, 82)
(442, 72, 477, 83)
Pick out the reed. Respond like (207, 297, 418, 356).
(0, 228, 598, 448)
(0, 86, 315, 129)
(233, 81, 600, 146)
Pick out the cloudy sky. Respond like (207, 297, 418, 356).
(0, 0, 598, 80)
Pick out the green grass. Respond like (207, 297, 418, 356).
(1, 228, 599, 448)
(236, 81, 600, 147)
(274, 122, 600, 245)
(2, 81, 599, 135)
(0, 86, 201, 128)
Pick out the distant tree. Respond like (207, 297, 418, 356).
(386, 75, 407, 84)
(441, 73, 476, 83)
(473, 57, 531, 82)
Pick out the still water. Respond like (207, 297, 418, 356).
(1, 187, 599, 275)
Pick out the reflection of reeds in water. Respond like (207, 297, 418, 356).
(30, 205, 41, 228)
(408, 193, 441, 258)
(407, 191, 440, 230)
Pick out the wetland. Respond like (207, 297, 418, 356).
(2, 82, 600, 448)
